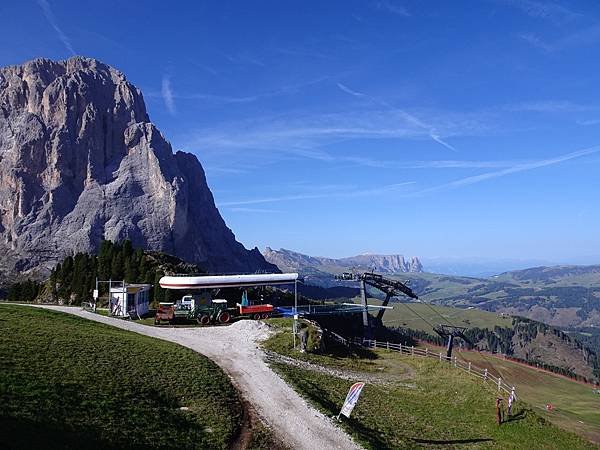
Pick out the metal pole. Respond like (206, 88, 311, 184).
(293, 280, 297, 349)
(360, 279, 371, 339)
(108, 279, 112, 315)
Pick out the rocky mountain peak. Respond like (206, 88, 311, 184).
(0, 56, 277, 278)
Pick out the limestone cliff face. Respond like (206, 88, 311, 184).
(0, 57, 277, 277)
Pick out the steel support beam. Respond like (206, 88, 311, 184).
(360, 279, 371, 338)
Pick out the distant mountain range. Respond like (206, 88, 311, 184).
(263, 247, 423, 275)
(391, 265, 600, 329)
(265, 247, 600, 329)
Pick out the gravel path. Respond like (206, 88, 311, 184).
(30, 305, 361, 450)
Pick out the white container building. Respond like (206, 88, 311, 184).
(109, 283, 152, 317)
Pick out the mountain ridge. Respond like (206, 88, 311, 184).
(263, 247, 423, 274)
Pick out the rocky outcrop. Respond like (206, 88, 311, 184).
(0, 57, 277, 278)
(264, 247, 423, 274)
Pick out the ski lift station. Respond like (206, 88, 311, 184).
(109, 283, 152, 318)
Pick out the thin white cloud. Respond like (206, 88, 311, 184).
(505, 99, 593, 113)
(337, 82, 457, 152)
(37, 0, 76, 55)
(219, 182, 416, 207)
(578, 118, 600, 126)
(500, 0, 581, 23)
(415, 146, 600, 195)
(519, 25, 600, 52)
(226, 207, 280, 213)
(161, 75, 176, 115)
(148, 75, 332, 105)
(374, 0, 411, 17)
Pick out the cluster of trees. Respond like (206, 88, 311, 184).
(49, 240, 201, 305)
(5, 280, 43, 302)
(4, 240, 201, 306)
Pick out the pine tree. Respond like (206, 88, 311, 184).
(111, 252, 124, 280)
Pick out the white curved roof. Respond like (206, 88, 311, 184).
(159, 273, 299, 289)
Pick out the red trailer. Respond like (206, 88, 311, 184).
(238, 303, 274, 320)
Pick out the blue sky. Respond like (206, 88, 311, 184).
(2, 0, 600, 263)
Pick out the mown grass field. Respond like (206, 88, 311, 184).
(453, 349, 600, 443)
(264, 322, 598, 449)
(372, 300, 512, 334)
(0, 305, 242, 450)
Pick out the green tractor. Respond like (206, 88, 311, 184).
(192, 299, 231, 325)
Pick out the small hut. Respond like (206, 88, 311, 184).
(109, 284, 152, 318)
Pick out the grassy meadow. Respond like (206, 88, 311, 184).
(453, 349, 600, 443)
(374, 300, 513, 334)
(264, 320, 599, 449)
(0, 305, 242, 449)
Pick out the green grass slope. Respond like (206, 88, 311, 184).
(0, 305, 241, 450)
(375, 301, 512, 334)
(454, 350, 600, 444)
(264, 321, 598, 449)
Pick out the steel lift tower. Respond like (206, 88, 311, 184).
(336, 272, 418, 338)
(433, 324, 473, 358)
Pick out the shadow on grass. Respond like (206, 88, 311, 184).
(0, 416, 114, 450)
(412, 437, 494, 445)
(504, 409, 527, 423)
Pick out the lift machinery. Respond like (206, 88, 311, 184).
(336, 272, 418, 338)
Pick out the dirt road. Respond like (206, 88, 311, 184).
(30, 305, 361, 450)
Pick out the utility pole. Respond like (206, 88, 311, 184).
(293, 280, 298, 349)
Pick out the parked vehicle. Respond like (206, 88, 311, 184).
(238, 303, 273, 320)
(154, 302, 175, 325)
(154, 294, 275, 326)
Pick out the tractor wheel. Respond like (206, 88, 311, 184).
(198, 314, 211, 325)
(219, 312, 231, 323)
(253, 313, 261, 320)
(261, 313, 270, 319)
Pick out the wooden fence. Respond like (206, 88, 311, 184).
(358, 338, 516, 398)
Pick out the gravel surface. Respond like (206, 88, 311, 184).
(29, 305, 361, 450)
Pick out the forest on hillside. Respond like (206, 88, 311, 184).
(396, 317, 600, 383)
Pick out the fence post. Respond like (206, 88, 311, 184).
(411, 346, 414, 356)
(454, 356, 457, 368)
(498, 377, 502, 393)
(387, 341, 390, 350)
(484, 368, 488, 381)
(468, 362, 471, 373)
(439, 352, 442, 362)
(425, 348, 428, 357)
(373, 339, 377, 348)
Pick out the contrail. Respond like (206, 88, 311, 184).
(37, 0, 76, 55)
(337, 82, 457, 152)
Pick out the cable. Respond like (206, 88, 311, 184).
(398, 302, 439, 331)
(412, 299, 512, 382)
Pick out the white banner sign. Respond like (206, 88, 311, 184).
(339, 382, 365, 418)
